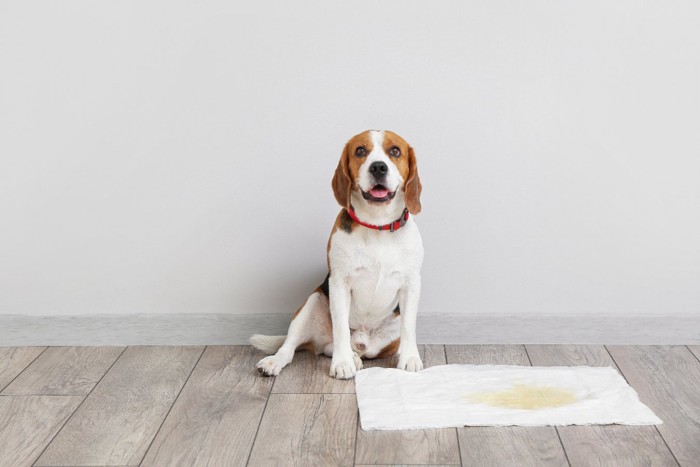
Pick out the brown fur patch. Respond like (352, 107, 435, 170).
(298, 341, 316, 353)
(376, 338, 401, 358)
(331, 131, 375, 209)
(331, 143, 352, 208)
(337, 209, 354, 233)
(382, 130, 411, 183)
(404, 146, 422, 214)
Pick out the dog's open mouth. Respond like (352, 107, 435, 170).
(361, 185, 396, 203)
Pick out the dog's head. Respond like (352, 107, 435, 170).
(332, 130, 422, 214)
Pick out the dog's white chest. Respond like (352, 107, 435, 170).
(330, 221, 423, 328)
(349, 249, 403, 326)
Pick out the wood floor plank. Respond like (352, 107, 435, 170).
(607, 345, 700, 467)
(559, 424, 676, 467)
(34, 345, 204, 467)
(140, 346, 273, 466)
(0, 395, 82, 467)
(271, 345, 430, 394)
(248, 393, 357, 467)
(423, 343, 448, 368)
(270, 349, 355, 394)
(445, 344, 531, 366)
(458, 426, 569, 467)
(356, 345, 461, 465)
(0, 347, 46, 391)
(356, 410, 460, 465)
(447, 344, 568, 466)
(2, 346, 124, 395)
(526, 345, 678, 467)
(526, 344, 618, 368)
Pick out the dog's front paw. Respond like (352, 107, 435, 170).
(256, 355, 285, 376)
(330, 355, 357, 379)
(397, 354, 423, 372)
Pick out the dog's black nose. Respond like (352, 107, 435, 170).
(369, 161, 388, 178)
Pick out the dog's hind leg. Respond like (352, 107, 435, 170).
(255, 291, 331, 376)
(363, 313, 401, 360)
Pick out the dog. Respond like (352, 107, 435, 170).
(250, 129, 423, 379)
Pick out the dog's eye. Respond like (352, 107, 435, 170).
(389, 146, 401, 158)
(355, 147, 367, 157)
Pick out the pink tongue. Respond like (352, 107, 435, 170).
(370, 187, 389, 198)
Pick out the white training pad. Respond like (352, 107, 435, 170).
(355, 364, 662, 430)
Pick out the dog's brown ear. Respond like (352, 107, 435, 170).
(332, 143, 352, 208)
(405, 146, 422, 214)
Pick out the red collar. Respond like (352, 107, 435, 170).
(347, 207, 410, 232)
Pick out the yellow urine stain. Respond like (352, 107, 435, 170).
(466, 384, 577, 410)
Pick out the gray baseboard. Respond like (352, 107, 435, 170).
(1, 313, 698, 346)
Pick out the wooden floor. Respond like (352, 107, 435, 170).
(1, 345, 699, 466)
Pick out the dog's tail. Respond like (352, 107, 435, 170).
(249, 334, 286, 354)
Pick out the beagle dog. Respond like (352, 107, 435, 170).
(250, 129, 423, 379)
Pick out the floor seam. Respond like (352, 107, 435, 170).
(136, 345, 207, 466)
(245, 368, 277, 466)
(30, 345, 128, 467)
(0, 347, 49, 393)
(352, 408, 359, 466)
(554, 427, 572, 467)
(686, 345, 700, 365)
(604, 345, 682, 467)
(522, 344, 534, 366)
(444, 346, 464, 466)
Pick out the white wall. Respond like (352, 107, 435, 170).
(1, 1, 699, 317)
